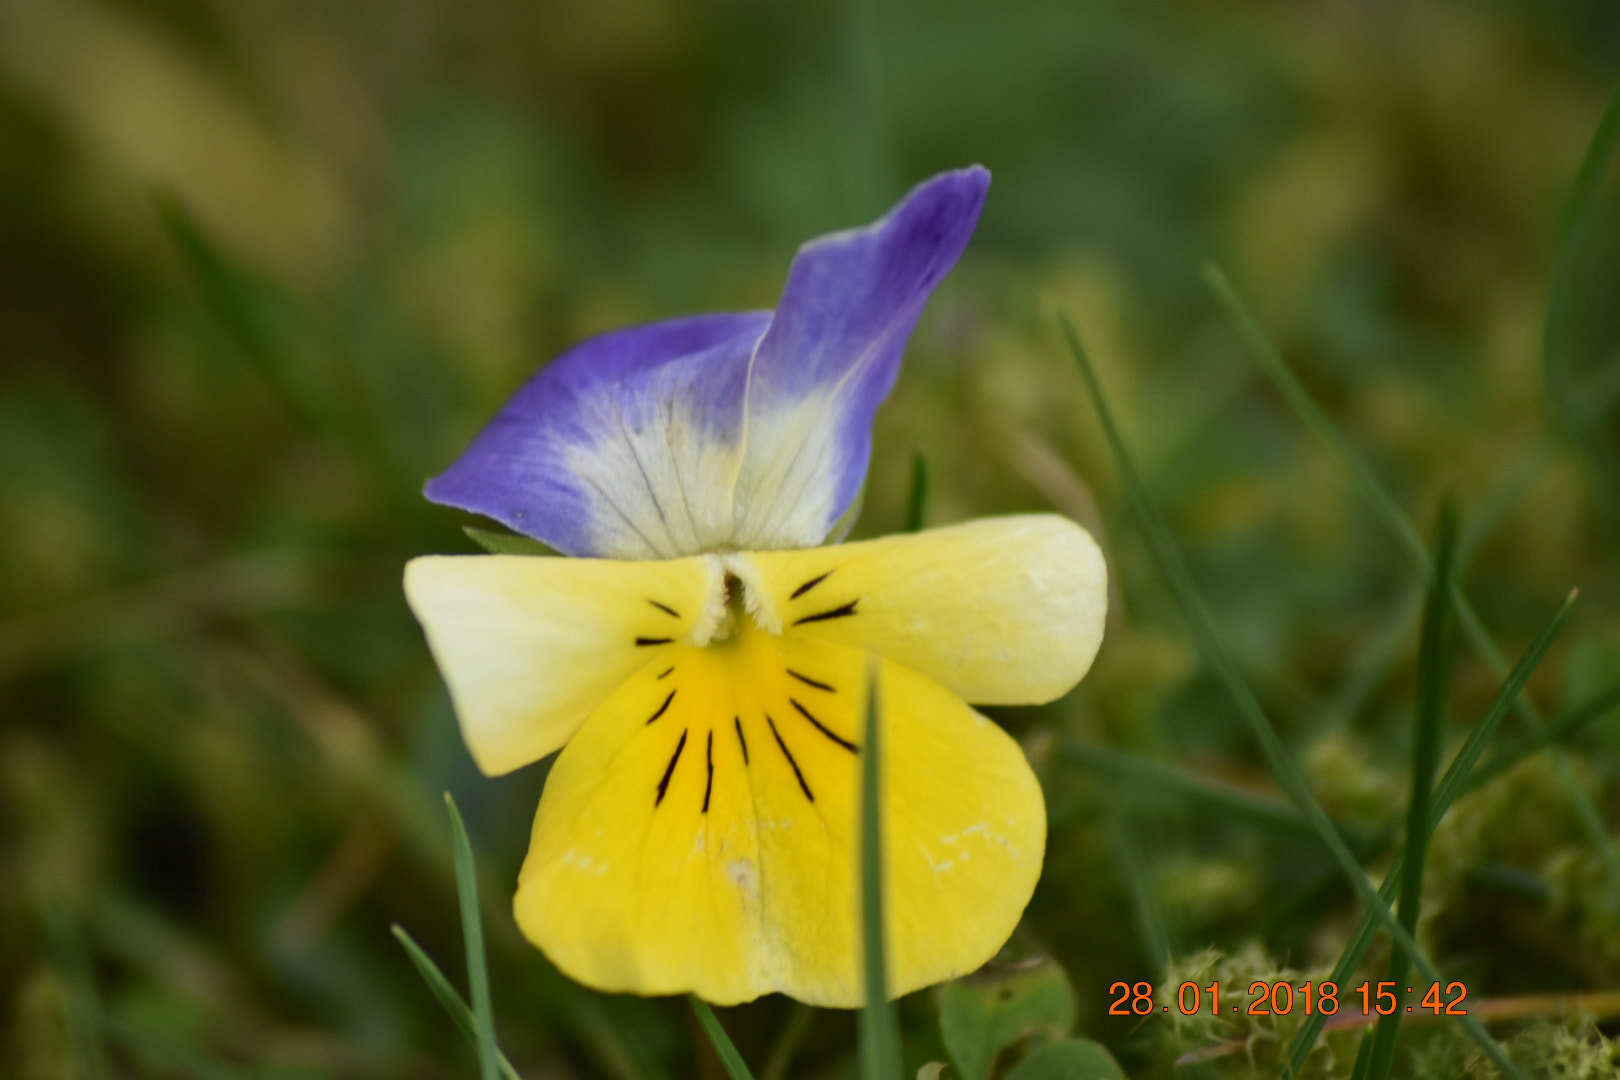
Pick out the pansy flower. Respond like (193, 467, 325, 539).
(405, 167, 1107, 1006)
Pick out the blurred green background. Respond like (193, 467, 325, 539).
(4, 0, 1620, 1076)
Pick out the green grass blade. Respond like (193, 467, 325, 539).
(1348, 1029, 1375, 1080)
(393, 925, 524, 1080)
(155, 191, 333, 431)
(1427, 590, 1578, 816)
(40, 903, 109, 1080)
(1205, 264, 1620, 902)
(858, 659, 902, 1080)
(1365, 506, 1459, 1080)
(1059, 314, 1525, 1080)
(1060, 741, 1383, 850)
(102, 1016, 252, 1080)
(1283, 588, 1575, 1075)
(1203, 266, 1424, 564)
(1103, 804, 1171, 973)
(690, 998, 757, 1080)
(446, 793, 501, 1080)
(1544, 81, 1620, 428)
(1452, 600, 1620, 895)
(1315, 582, 1424, 735)
(904, 452, 930, 532)
(1464, 678, 1620, 793)
(1549, 83, 1620, 256)
(761, 1003, 817, 1080)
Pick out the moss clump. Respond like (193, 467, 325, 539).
(1156, 943, 1363, 1079)
(1416, 1018, 1620, 1079)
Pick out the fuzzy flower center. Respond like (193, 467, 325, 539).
(690, 555, 783, 646)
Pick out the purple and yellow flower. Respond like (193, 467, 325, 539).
(404, 167, 1107, 1006)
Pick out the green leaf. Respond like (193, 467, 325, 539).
(446, 793, 501, 1080)
(938, 962, 1076, 1080)
(391, 925, 524, 1080)
(1000, 1040, 1126, 1080)
(464, 526, 556, 556)
(858, 659, 903, 1080)
(689, 997, 756, 1080)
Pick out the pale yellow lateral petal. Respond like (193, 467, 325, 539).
(403, 554, 721, 776)
(743, 515, 1106, 705)
(513, 621, 1044, 1006)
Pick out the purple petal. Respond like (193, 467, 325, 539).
(426, 312, 770, 557)
(423, 168, 989, 558)
(729, 166, 989, 548)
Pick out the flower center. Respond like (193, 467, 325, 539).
(691, 554, 782, 645)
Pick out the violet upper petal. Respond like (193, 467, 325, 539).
(425, 312, 770, 558)
(728, 166, 988, 549)
(424, 168, 988, 558)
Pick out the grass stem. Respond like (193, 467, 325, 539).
(690, 998, 756, 1080)
(446, 794, 501, 1080)
(858, 659, 903, 1080)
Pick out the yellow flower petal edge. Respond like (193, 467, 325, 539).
(404, 554, 723, 776)
(514, 624, 1046, 1006)
(747, 515, 1107, 705)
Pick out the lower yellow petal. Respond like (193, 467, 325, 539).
(513, 619, 1045, 1005)
(404, 554, 721, 776)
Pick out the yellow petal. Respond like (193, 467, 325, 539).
(403, 554, 721, 776)
(513, 619, 1045, 1006)
(743, 515, 1106, 705)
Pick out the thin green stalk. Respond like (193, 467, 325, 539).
(1283, 589, 1576, 1075)
(40, 904, 109, 1080)
(1427, 590, 1578, 817)
(858, 660, 902, 1080)
(1202, 268, 1423, 563)
(1060, 314, 1525, 1080)
(1457, 444, 1554, 567)
(1453, 601, 1620, 898)
(446, 794, 501, 1080)
(1205, 264, 1620, 902)
(1464, 680, 1620, 793)
(904, 452, 930, 532)
(102, 1017, 251, 1080)
(690, 998, 757, 1080)
(1365, 506, 1459, 1080)
(761, 1003, 817, 1080)
(1103, 803, 1172, 973)
(1549, 84, 1620, 254)
(1315, 582, 1424, 735)
(1060, 741, 1324, 840)
(1544, 82, 1620, 467)
(393, 926, 524, 1080)
(1348, 1029, 1375, 1080)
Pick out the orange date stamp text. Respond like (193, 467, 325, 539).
(1106, 980, 1470, 1018)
